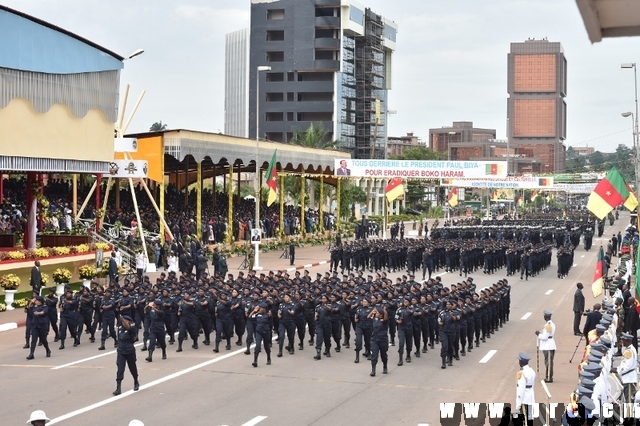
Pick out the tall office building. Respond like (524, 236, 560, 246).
(225, 28, 250, 137)
(507, 39, 567, 173)
(240, 0, 396, 159)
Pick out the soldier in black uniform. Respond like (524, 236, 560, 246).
(395, 297, 413, 366)
(77, 287, 95, 344)
(144, 299, 167, 362)
(176, 291, 199, 352)
(249, 302, 272, 367)
(439, 299, 457, 368)
(277, 293, 296, 357)
(112, 314, 139, 396)
(59, 288, 79, 350)
(354, 296, 374, 363)
(368, 305, 389, 376)
(214, 291, 233, 352)
(26, 296, 51, 360)
(45, 287, 59, 342)
(314, 295, 332, 360)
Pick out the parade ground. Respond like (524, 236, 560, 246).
(0, 215, 628, 426)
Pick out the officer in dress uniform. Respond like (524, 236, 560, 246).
(112, 314, 139, 396)
(535, 310, 556, 383)
(613, 332, 638, 403)
(515, 352, 536, 426)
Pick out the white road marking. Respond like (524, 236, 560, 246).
(521, 312, 532, 320)
(0, 322, 18, 332)
(545, 290, 553, 295)
(479, 350, 497, 364)
(581, 255, 585, 258)
(417, 424, 430, 426)
(52, 342, 144, 370)
(318, 261, 327, 265)
(435, 271, 447, 277)
(573, 263, 577, 267)
(48, 342, 274, 424)
(241, 416, 268, 426)
(304, 264, 313, 268)
(286, 267, 296, 272)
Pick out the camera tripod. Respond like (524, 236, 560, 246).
(279, 248, 289, 259)
(238, 253, 249, 270)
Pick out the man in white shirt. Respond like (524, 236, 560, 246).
(515, 352, 536, 426)
(535, 310, 556, 383)
(613, 333, 638, 403)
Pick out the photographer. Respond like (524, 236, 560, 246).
(582, 304, 602, 339)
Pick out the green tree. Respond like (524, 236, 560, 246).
(390, 146, 446, 206)
(339, 181, 366, 219)
(588, 151, 605, 168)
(150, 121, 168, 131)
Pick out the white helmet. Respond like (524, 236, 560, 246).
(26, 410, 50, 424)
(128, 421, 144, 426)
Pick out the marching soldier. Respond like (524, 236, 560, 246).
(535, 310, 556, 383)
(368, 305, 389, 377)
(112, 314, 140, 396)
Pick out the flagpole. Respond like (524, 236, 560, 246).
(383, 199, 388, 240)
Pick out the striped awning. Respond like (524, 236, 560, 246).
(0, 155, 110, 174)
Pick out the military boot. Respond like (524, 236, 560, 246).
(145, 350, 153, 362)
(370, 363, 376, 377)
(113, 380, 122, 396)
(398, 353, 403, 366)
(59, 339, 65, 350)
(314, 349, 321, 360)
(98, 340, 105, 350)
(354, 350, 360, 364)
(133, 378, 140, 391)
(176, 339, 183, 352)
(252, 352, 259, 367)
(441, 356, 447, 369)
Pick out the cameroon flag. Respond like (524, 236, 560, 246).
(530, 190, 539, 202)
(448, 188, 458, 207)
(485, 163, 504, 176)
(385, 178, 404, 203)
(491, 189, 498, 201)
(592, 246, 605, 298)
(624, 182, 638, 212)
(587, 166, 629, 219)
(265, 150, 278, 206)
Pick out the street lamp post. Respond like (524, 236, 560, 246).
(622, 63, 639, 214)
(622, 111, 639, 212)
(254, 65, 271, 271)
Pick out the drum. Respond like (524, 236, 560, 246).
(607, 373, 623, 402)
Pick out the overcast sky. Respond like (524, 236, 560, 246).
(3, 0, 639, 152)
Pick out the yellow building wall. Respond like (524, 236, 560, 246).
(115, 135, 163, 182)
(0, 98, 114, 162)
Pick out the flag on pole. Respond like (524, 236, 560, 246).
(624, 182, 638, 212)
(491, 189, 498, 201)
(448, 188, 458, 207)
(587, 166, 630, 219)
(592, 246, 605, 298)
(516, 194, 523, 207)
(385, 178, 404, 203)
(265, 150, 278, 206)
(530, 190, 539, 202)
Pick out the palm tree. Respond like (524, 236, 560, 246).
(149, 121, 168, 132)
(290, 122, 341, 210)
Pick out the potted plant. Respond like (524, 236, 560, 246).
(78, 264, 97, 288)
(52, 267, 72, 296)
(41, 273, 50, 288)
(0, 273, 21, 310)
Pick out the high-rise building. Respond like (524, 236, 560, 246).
(386, 132, 421, 157)
(507, 39, 567, 173)
(233, 0, 396, 159)
(224, 28, 250, 137)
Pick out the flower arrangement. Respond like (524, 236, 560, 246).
(33, 247, 50, 258)
(93, 242, 111, 251)
(13, 298, 29, 308)
(41, 273, 50, 286)
(8, 250, 26, 260)
(0, 303, 6, 312)
(52, 268, 72, 284)
(0, 274, 21, 290)
(53, 246, 71, 256)
(75, 244, 90, 253)
(78, 264, 97, 280)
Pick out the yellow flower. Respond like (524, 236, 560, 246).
(53, 246, 71, 255)
(34, 247, 50, 258)
(41, 273, 50, 285)
(75, 244, 90, 253)
(0, 274, 21, 289)
(78, 264, 97, 280)
(94, 242, 111, 251)
(52, 268, 72, 284)
(8, 251, 26, 260)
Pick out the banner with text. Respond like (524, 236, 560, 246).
(548, 183, 597, 193)
(334, 159, 508, 178)
(440, 176, 554, 189)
